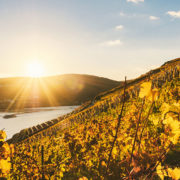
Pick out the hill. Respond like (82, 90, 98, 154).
(0, 74, 120, 110)
(2, 58, 180, 179)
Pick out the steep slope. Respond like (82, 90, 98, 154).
(6, 58, 180, 179)
(0, 74, 120, 110)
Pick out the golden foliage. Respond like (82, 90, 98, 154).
(164, 115, 180, 144)
(0, 158, 11, 175)
(139, 82, 152, 99)
(139, 82, 159, 101)
(157, 164, 180, 180)
(7, 67, 180, 179)
(168, 168, 180, 180)
(0, 131, 12, 178)
(0, 130, 6, 141)
(79, 176, 88, 180)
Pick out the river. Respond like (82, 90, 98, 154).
(0, 106, 78, 139)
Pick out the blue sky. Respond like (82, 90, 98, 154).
(0, 0, 180, 80)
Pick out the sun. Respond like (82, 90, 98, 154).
(27, 60, 44, 78)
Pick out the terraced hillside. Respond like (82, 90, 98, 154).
(3, 58, 180, 179)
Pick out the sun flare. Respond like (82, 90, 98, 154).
(26, 61, 44, 78)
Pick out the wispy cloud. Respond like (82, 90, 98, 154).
(118, 12, 145, 18)
(167, 11, 180, 18)
(149, 16, 159, 20)
(119, 12, 125, 17)
(115, 25, 124, 30)
(100, 40, 123, 47)
(127, 0, 144, 4)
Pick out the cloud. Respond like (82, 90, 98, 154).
(119, 12, 125, 16)
(149, 16, 159, 20)
(100, 40, 123, 47)
(115, 25, 124, 30)
(118, 12, 145, 18)
(127, 0, 144, 4)
(167, 11, 180, 18)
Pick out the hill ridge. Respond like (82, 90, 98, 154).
(0, 74, 120, 110)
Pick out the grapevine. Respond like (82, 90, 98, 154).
(5, 60, 180, 179)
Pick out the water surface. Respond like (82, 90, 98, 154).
(0, 106, 78, 139)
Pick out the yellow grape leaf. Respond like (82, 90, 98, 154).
(0, 130, 6, 142)
(79, 177, 88, 180)
(112, 130, 116, 136)
(161, 103, 170, 118)
(112, 121, 117, 128)
(2, 142, 10, 152)
(164, 116, 180, 144)
(173, 102, 180, 109)
(149, 115, 159, 126)
(117, 137, 121, 142)
(139, 82, 152, 99)
(83, 177, 88, 180)
(87, 160, 93, 167)
(156, 164, 164, 180)
(108, 135, 114, 141)
(150, 88, 159, 101)
(61, 167, 65, 172)
(0, 159, 11, 174)
(101, 161, 107, 167)
(168, 168, 180, 180)
(59, 171, 63, 178)
(139, 82, 159, 101)
(112, 147, 118, 157)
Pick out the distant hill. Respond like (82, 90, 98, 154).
(0, 74, 120, 110)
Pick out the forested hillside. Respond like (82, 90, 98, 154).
(0, 74, 120, 110)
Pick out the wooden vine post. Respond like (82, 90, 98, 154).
(41, 145, 45, 180)
(106, 76, 127, 175)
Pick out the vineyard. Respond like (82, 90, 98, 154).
(1, 58, 180, 179)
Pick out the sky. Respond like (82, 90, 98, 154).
(0, 0, 180, 80)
